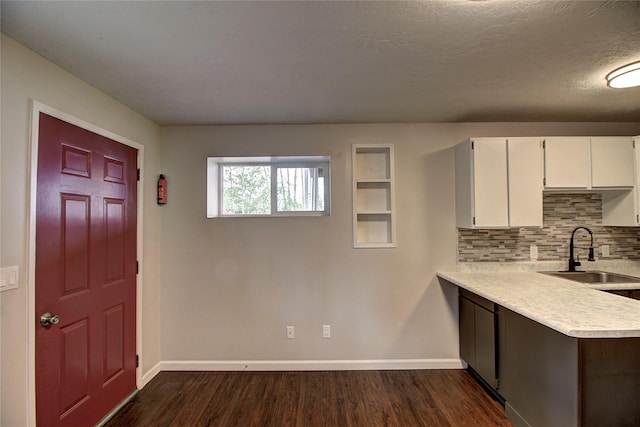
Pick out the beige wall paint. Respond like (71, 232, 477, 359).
(160, 125, 461, 362)
(160, 122, 640, 363)
(0, 35, 162, 427)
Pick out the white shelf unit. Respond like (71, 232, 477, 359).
(352, 144, 396, 248)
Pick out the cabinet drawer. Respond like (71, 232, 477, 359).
(460, 288, 496, 312)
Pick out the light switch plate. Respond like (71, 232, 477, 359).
(0, 266, 19, 291)
(601, 245, 610, 258)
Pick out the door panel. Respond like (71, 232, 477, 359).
(103, 304, 125, 385)
(60, 319, 90, 416)
(62, 194, 91, 295)
(106, 199, 126, 282)
(36, 112, 137, 427)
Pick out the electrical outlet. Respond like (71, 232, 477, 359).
(601, 245, 610, 258)
(322, 324, 331, 339)
(286, 326, 295, 339)
(529, 245, 538, 260)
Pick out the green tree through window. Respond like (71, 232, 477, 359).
(208, 156, 330, 217)
(277, 167, 324, 212)
(222, 166, 270, 215)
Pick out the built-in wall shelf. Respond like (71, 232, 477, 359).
(352, 144, 396, 248)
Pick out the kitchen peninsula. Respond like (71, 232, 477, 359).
(438, 267, 640, 427)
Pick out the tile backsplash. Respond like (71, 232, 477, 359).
(458, 193, 640, 262)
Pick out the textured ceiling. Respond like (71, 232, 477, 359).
(2, 0, 639, 125)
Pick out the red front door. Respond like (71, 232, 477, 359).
(35, 113, 137, 426)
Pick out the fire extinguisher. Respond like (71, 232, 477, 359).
(157, 174, 167, 205)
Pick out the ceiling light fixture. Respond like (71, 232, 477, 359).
(606, 60, 640, 88)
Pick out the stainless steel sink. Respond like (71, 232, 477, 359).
(539, 270, 640, 284)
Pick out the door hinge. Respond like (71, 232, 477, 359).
(136, 261, 139, 274)
(633, 140, 636, 149)
(495, 378, 500, 389)
(136, 354, 139, 368)
(137, 169, 140, 181)
(543, 177, 546, 186)
(542, 140, 546, 149)
(472, 216, 476, 225)
(471, 141, 474, 150)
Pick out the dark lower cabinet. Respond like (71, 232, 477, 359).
(453, 283, 640, 427)
(459, 289, 498, 390)
(498, 307, 579, 426)
(605, 289, 640, 300)
(499, 307, 640, 427)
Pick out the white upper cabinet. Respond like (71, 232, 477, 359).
(544, 136, 634, 189)
(456, 135, 639, 228)
(544, 137, 591, 189)
(508, 138, 544, 227)
(591, 137, 635, 188)
(472, 138, 509, 227)
(455, 137, 543, 228)
(601, 137, 638, 226)
(610, 137, 640, 226)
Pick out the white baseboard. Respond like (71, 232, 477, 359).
(158, 359, 464, 372)
(139, 361, 162, 388)
(137, 359, 464, 388)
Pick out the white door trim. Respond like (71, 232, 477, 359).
(26, 100, 145, 427)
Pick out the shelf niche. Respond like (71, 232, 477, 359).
(352, 145, 396, 248)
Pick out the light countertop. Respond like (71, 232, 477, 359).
(438, 265, 640, 338)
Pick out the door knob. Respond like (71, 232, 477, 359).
(40, 312, 61, 328)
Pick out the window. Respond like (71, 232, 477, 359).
(207, 156, 330, 217)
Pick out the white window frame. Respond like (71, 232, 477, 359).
(207, 156, 331, 217)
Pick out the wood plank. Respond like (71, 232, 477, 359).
(104, 370, 512, 426)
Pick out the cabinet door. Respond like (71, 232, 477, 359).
(473, 139, 509, 227)
(508, 138, 543, 227)
(544, 137, 590, 188)
(460, 293, 498, 388)
(591, 137, 634, 187)
(474, 305, 497, 388)
(459, 296, 476, 367)
(601, 190, 636, 226)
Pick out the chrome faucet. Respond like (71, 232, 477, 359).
(568, 226, 595, 272)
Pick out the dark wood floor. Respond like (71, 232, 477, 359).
(104, 370, 513, 427)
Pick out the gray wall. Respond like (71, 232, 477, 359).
(160, 124, 460, 362)
(159, 122, 640, 363)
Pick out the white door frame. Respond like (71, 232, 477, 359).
(26, 101, 145, 427)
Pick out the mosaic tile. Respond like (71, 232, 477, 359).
(458, 193, 640, 262)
